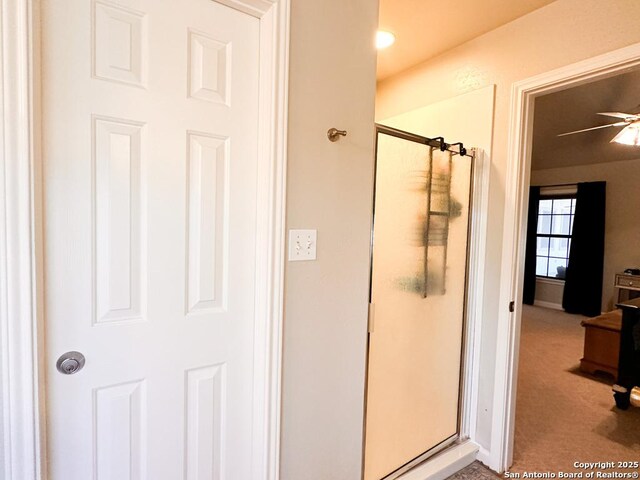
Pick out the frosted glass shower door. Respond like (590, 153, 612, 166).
(364, 127, 473, 480)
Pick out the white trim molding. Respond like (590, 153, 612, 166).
(248, 0, 290, 479)
(533, 300, 563, 311)
(1, 1, 42, 479)
(0, 0, 290, 479)
(460, 147, 491, 441)
(493, 41, 640, 473)
(216, 0, 276, 18)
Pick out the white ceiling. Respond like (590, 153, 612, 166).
(532, 68, 640, 170)
(376, 0, 556, 80)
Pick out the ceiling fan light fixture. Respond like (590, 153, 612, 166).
(376, 30, 396, 49)
(611, 122, 640, 146)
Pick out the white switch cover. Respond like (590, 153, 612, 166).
(288, 229, 317, 261)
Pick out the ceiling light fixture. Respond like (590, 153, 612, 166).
(376, 30, 395, 50)
(611, 121, 640, 146)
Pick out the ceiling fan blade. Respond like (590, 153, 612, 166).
(597, 112, 637, 119)
(557, 121, 629, 137)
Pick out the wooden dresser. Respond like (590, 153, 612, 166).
(615, 272, 640, 302)
(580, 309, 622, 378)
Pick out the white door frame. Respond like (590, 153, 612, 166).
(493, 41, 640, 473)
(0, 0, 290, 478)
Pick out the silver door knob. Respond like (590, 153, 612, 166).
(56, 351, 85, 375)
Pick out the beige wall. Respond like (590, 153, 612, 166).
(534, 279, 564, 307)
(532, 158, 640, 313)
(376, 0, 640, 456)
(380, 85, 495, 155)
(280, 0, 379, 479)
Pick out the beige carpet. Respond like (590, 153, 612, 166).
(509, 305, 640, 474)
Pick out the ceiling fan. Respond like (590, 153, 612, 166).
(558, 112, 640, 145)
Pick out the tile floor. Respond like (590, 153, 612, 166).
(446, 461, 499, 479)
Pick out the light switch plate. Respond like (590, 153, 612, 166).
(288, 229, 317, 261)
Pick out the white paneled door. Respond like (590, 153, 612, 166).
(42, 1, 262, 478)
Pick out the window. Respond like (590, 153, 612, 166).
(535, 197, 576, 279)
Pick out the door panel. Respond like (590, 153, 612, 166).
(364, 128, 473, 480)
(42, 1, 260, 478)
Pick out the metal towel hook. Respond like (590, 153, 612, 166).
(327, 128, 347, 142)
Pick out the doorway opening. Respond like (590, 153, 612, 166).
(366, 3, 501, 478)
(497, 43, 640, 475)
(509, 65, 640, 474)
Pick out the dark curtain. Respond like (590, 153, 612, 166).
(523, 186, 541, 305)
(562, 181, 606, 317)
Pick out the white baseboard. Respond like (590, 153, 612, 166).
(533, 300, 563, 311)
(397, 440, 479, 480)
(476, 446, 498, 473)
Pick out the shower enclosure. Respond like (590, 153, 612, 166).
(363, 125, 474, 480)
